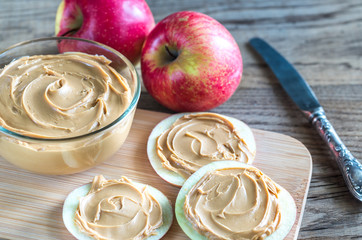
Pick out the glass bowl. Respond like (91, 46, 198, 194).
(0, 37, 140, 174)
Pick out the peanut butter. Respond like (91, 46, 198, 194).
(0, 52, 131, 138)
(184, 166, 282, 240)
(0, 52, 135, 174)
(156, 113, 255, 178)
(75, 175, 163, 240)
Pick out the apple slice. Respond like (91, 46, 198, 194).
(175, 161, 297, 240)
(147, 112, 256, 187)
(63, 181, 173, 240)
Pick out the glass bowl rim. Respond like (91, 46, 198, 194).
(0, 36, 141, 142)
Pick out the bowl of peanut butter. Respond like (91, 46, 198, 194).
(0, 37, 140, 174)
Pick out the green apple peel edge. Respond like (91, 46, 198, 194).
(55, 0, 64, 35)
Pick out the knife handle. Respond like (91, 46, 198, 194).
(305, 107, 362, 201)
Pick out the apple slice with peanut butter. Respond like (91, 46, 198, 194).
(175, 161, 297, 240)
(147, 112, 256, 187)
(63, 175, 173, 240)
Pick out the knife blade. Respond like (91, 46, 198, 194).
(249, 37, 362, 201)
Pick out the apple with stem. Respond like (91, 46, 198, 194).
(55, 0, 155, 64)
(141, 11, 242, 112)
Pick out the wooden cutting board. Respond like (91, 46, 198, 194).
(0, 109, 312, 240)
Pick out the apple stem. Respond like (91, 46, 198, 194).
(165, 45, 178, 61)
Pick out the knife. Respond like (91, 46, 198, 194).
(249, 37, 362, 201)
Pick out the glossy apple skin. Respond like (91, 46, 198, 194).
(56, 0, 155, 63)
(141, 11, 242, 112)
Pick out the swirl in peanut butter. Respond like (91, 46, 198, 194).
(184, 167, 281, 240)
(76, 175, 163, 240)
(157, 113, 255, 178)
(0, 52, 131, 138)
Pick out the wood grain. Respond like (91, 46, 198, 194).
(0, 109, 312, 239)
(1, 0, 362, 239)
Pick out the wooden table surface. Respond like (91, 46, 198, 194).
(0, 0, 361, 239)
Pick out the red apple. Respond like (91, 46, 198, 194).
(55, 0, 155, 64)
(141, 11, 242, 112)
